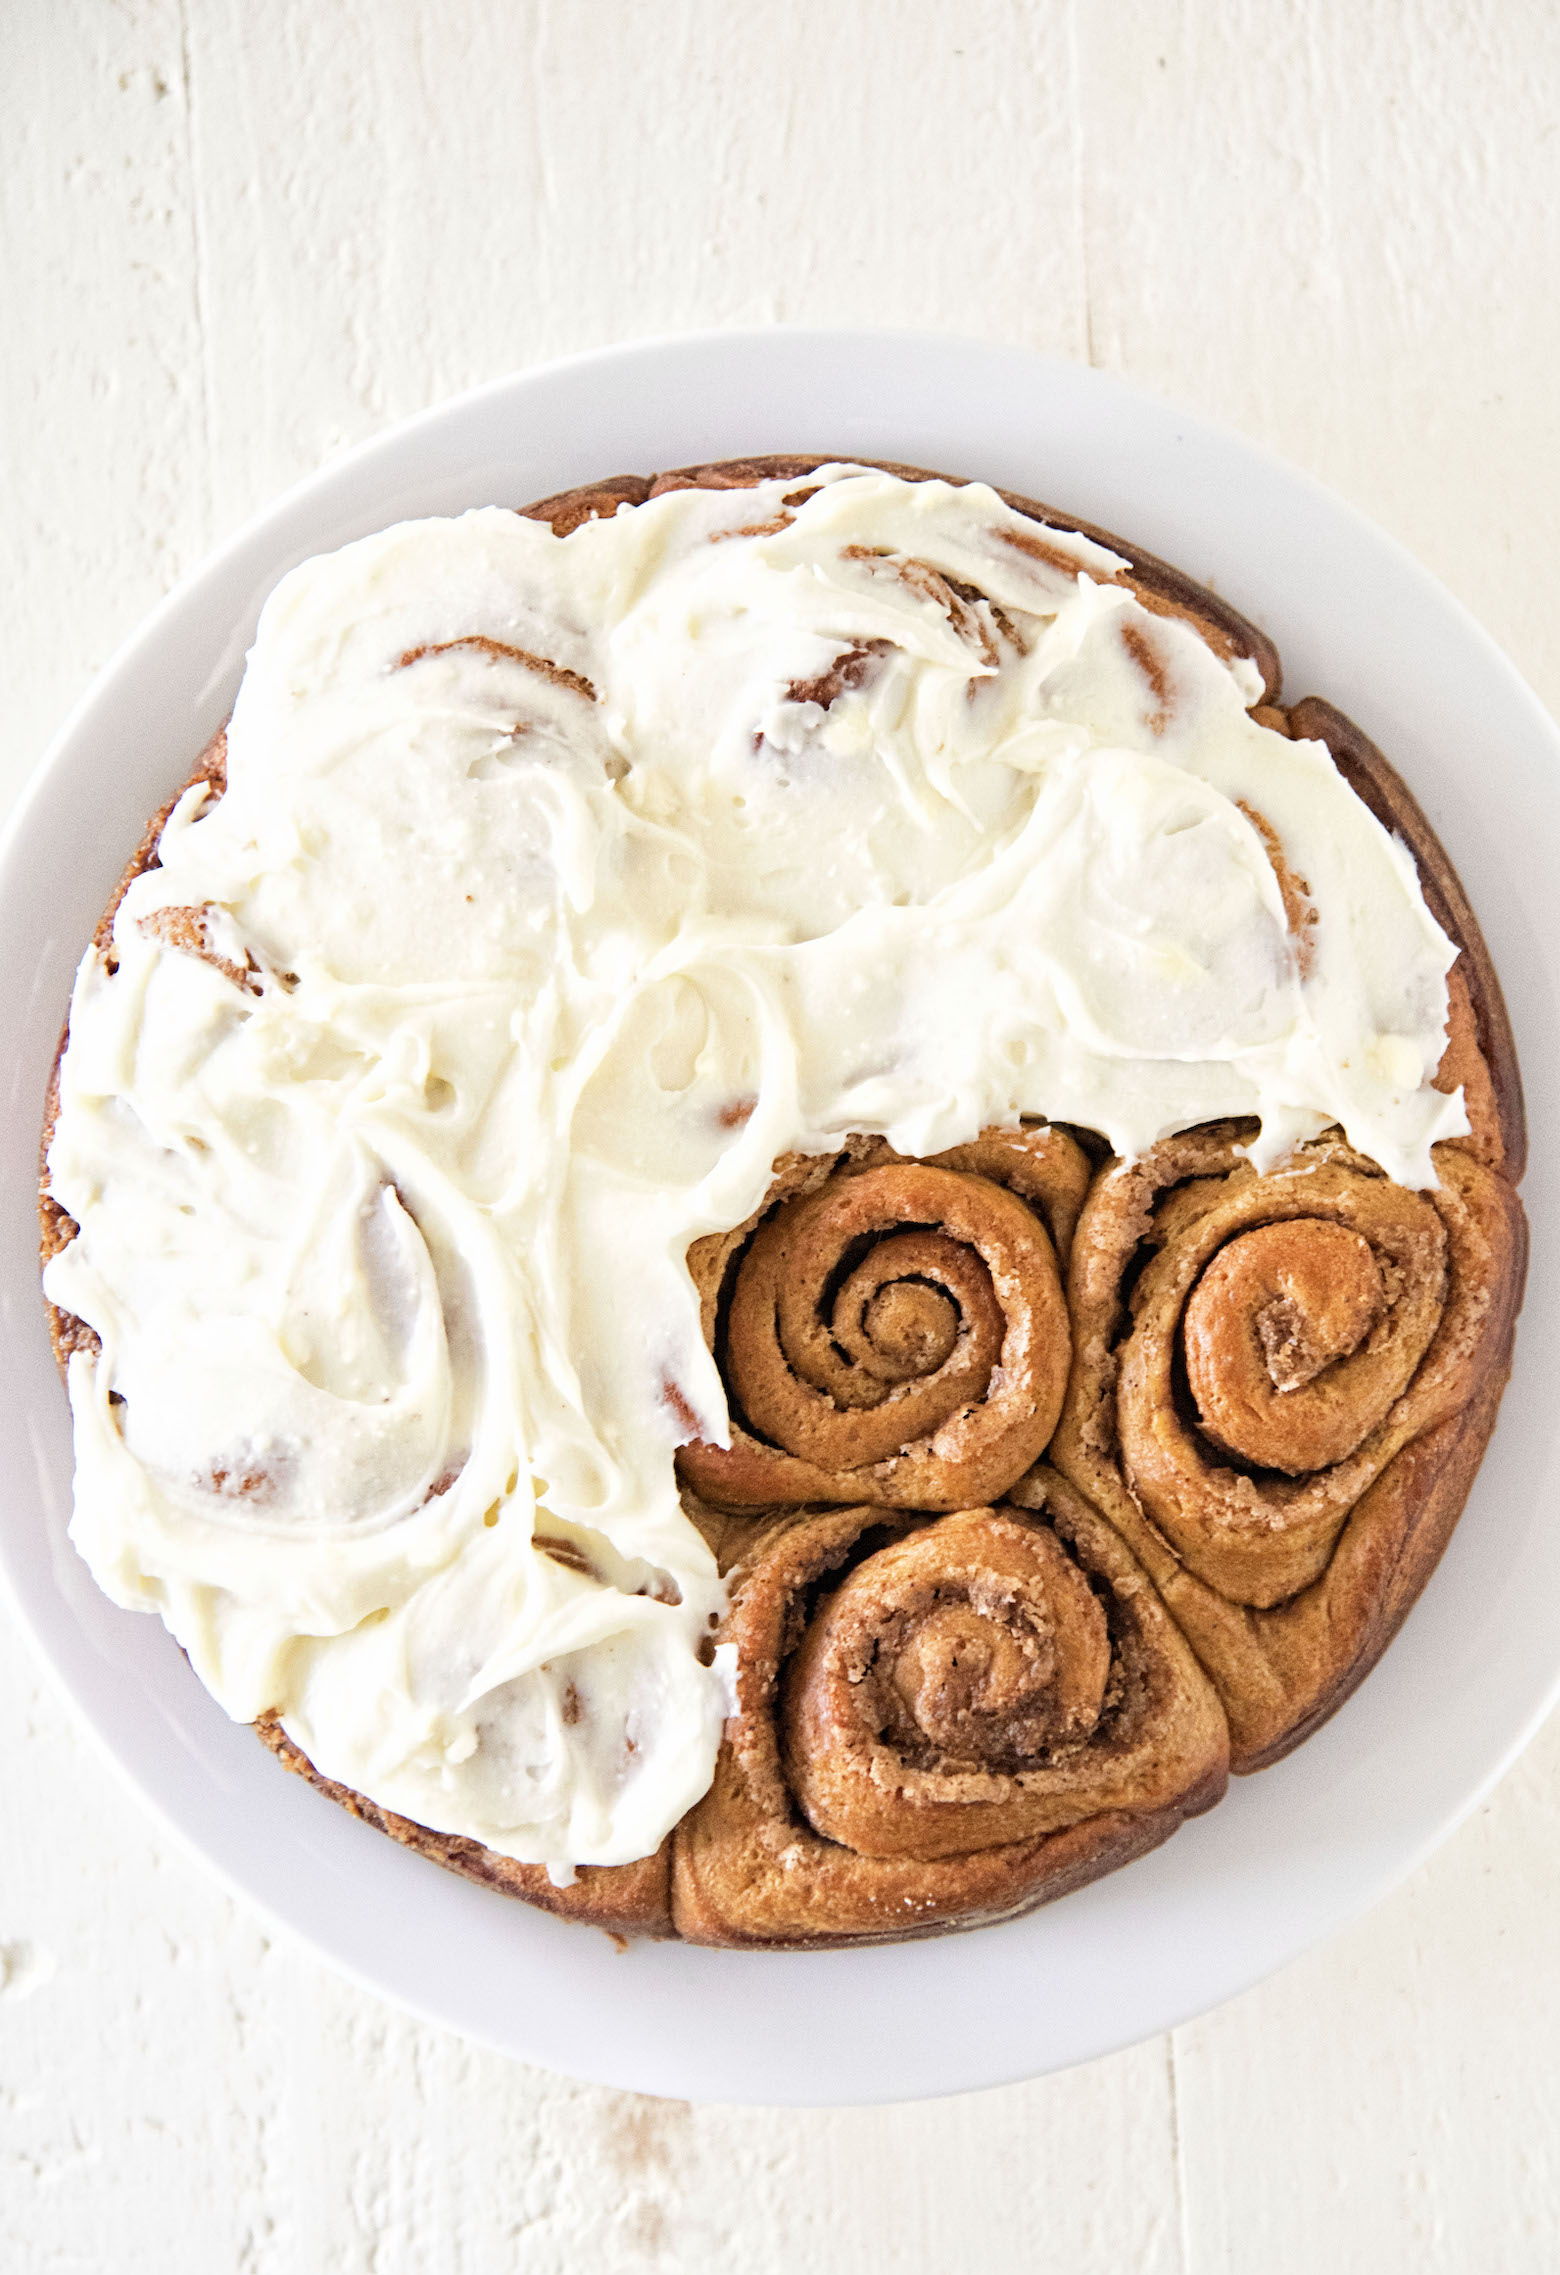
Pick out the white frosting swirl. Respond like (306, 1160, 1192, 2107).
(43, 468, 1466, 1867)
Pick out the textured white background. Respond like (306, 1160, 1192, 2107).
(5, 2, 1560, 2267)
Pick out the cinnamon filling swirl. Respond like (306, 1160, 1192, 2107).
(679, 1128, 1089, 1511)
(669, 1474, 1229, 1946)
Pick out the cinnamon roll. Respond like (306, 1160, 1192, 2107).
(676, 1126, 1090, 1513)
(670, 1470, 1228, 1947)
(1049, 693, 1526, 1771)
(1051, 1122, 1523, 1767)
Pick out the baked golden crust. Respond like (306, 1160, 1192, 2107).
(39, 454, 1527, 1941)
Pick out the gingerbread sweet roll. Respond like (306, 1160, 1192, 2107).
(669, 1470, 1229, 1947)
(676, 1126, 1091, 1514)
(1050, 1122, 1525, 1770)
(649, 453, 1284, 703)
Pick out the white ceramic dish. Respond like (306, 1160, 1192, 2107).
(3, 330, 1557, 2107)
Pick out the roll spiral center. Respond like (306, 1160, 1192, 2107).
(858, 1278, 961, 1380)
(782, 1511, 1118, 1856)
(1182, 1216, 1409, 1472)
(877, 1572, 1110, 1764)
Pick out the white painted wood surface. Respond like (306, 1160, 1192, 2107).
(5, 1, 1560, 2264)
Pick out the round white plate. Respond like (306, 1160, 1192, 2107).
(3, 331, 1557, 2106)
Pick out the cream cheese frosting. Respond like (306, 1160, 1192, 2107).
(43, 467, 1469, 1868)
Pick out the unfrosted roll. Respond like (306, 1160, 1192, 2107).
(678, 1127, 1089, 1512)
(669, 1472, 1229, 1946)
(1052, 1119, 1525, 1766)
